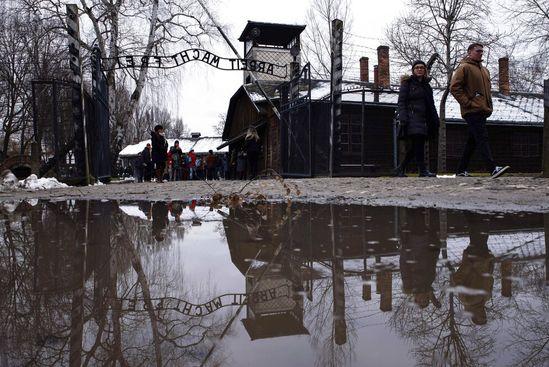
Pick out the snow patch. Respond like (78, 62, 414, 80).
(0, 171, 68, 192)
(20, 175, 68, 190)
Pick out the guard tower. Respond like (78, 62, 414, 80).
(238, 21, 306, 83)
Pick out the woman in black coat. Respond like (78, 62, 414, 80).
(396, 60, 439, 177)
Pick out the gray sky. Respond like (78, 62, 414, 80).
(158, 0, 407, 136)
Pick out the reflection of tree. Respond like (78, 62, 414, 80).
(390, 278, 495, 366)
(507, 291, 549, 367)
(506, 260, 548, 367)
(0, 200, 228, 366)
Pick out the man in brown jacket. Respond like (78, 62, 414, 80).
(450, 43, 509, 178)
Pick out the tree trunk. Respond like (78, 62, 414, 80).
(543, 79, 549, 177)
(122, 0, 160, 138)
(437, 87, 449, 173)
(2, 131, 10, 158)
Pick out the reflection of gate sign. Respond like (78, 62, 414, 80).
(117, 285, 290, 317)
(101, 48, 288, 78)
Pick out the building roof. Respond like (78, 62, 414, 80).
(242, 313, 309, 340)
(222, 81, 281, 141)
(261, 79, 545, 127)
(238, 21, 306, 46)
(220, 79, 544, 145)
(119, 136, 228, 158)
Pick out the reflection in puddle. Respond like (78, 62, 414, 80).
(0, 201, 547, 366)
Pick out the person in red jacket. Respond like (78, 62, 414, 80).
(188, 149, 197, 180)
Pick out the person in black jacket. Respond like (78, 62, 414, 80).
(396, 60, 439, 177)
(245, 128, 261, 179)
(141, 143, 153, 182)
(150, 125, 168, 183)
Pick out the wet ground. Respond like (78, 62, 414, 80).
(1, 176, 549, 213)
(0, 200, 547, 366)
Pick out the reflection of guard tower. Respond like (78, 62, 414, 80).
(238, 21, 306, 83)
(242, 264, 309, 340)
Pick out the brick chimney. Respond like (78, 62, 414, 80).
(498, 57, 510, 96)
(377, 46, 390, 88)
(359, 57, 369, 82)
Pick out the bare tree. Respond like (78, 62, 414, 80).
(0, 12, 30, 157)
(26, 0, 217, 165)
(510, 0, 549, 52)
(386, 0, 500, 172)
(0, 1, 66, 159)
(132, 96, 154, 143)
(302, 0, 354, 79)
(168, 117, 189, 139)
(502, 0, 549, 92)
(212, 113, 226, 136)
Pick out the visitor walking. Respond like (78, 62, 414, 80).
(395, 60, 439, 177)
(169, 140, 183, 181)
(188, 149, 197, 180)
(245, 128, 261, 179)
(450, 43, 509, 178)
(206, 150, 217, 180)
(141, 143, 153, 182)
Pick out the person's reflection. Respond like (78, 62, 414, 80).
(452, 212, 495, 325)
(138, 201, 152, 220)
(152, 201, 169, 242)
(169, 201, 184, 223)
(400, 208, 441, 309)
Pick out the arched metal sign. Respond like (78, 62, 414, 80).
(116, 284, 290, 317)
(101, 48, 288, 78)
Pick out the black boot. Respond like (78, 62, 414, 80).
(419, 169, 436, 177)
(394, 165, 407, 177)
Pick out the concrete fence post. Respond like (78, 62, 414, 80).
(542, 79, 549, 177)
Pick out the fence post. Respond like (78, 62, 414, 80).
(542, 79, 549, 177)
(67, 4, 90, 185)
(330, 19, 343, 177)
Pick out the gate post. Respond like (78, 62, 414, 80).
(67, 4, 90, 185)
(330, 19, 343, 177)
(543, 79, 549, 177)
(288, 61, 300, 173)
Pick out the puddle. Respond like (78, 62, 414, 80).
(0, 201, 547, 366)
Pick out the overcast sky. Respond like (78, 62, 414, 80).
(154, 0, 407, 136)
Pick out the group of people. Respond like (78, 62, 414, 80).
(396, 43, 510, 178)
(133, 125, 262, 183)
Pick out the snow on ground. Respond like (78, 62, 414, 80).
(0, 171, 68, 192)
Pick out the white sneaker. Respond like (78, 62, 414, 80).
(491, 166, 509, 178)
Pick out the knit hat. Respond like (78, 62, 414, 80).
(412, 60, 426, 69)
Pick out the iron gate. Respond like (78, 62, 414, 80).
(279, 63, 312, 177)
(30, 49, 110, 182)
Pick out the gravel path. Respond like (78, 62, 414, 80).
(2, 176, 549, 213)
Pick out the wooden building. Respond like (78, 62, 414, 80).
(219, 22, 544, 176)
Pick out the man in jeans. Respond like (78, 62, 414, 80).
(450, 43, 509, 178)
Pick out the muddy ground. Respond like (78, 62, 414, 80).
(1, 176, 549, 213)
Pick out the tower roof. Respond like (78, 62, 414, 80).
(238, 21, 306, 46)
